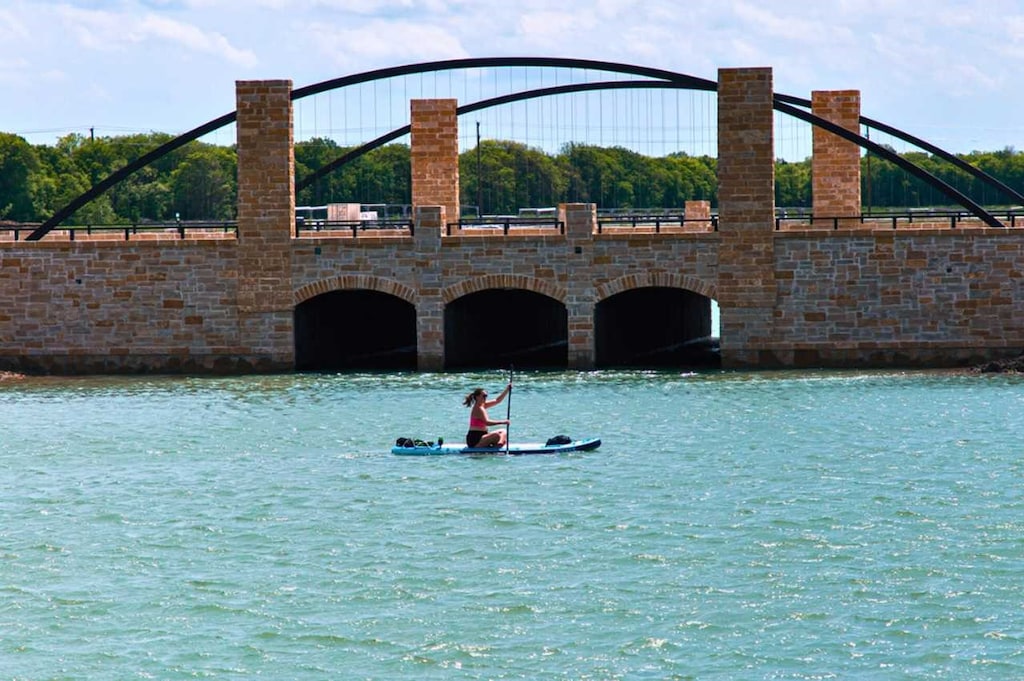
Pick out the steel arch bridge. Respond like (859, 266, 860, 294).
(28, 56, 1019, 241)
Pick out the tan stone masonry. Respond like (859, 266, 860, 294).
(716, 67, 778, 367)
(812, 90, 862, 219)
(411, 99, 460, 228)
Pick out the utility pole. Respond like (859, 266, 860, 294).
(865, 125, 872, 214)
(476, 121, 482, 217)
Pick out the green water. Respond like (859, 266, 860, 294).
(2, 370, 1023, 679)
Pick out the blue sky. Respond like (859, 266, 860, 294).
(3, 0, 1024, 156)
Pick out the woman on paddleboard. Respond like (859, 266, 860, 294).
(463, 384, 511, 447)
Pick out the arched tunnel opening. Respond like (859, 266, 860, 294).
(445, 289, 567, 370)
(595, 287, 720, 369)
(294, 290, 417, 371)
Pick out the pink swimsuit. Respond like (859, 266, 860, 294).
(467, 416, 489, 447)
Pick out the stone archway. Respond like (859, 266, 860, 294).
(295, 275, 418, 307)
(594, 271, 716, 303)
(594, 272, 719, 368)
(293, 275, 420, 371)
(441, 274, 569, 369)
(441, 273, 568, 305)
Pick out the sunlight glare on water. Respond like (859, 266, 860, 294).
(1, 369, 1023, 679)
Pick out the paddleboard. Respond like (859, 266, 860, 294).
(391, 437, 601, 456)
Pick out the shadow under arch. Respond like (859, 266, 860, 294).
(293, 275, 419, 371)
(442, 274, 568, 369)
(594, 273, 719, 369)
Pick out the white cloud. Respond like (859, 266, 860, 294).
(3, 0, 1024, 153)
(946, 63, 1003, 97)
(517, 11, 596, 45)
(1007, 14, 1024, 40)
(56, 4, 257, 66)
(137, 14, 258, 66)
(0, 8, 30, 41)
(731, 1, 836, 43)
(305, 20, 467, 69)
(0, 57, 31, 86)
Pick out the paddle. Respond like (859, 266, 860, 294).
(505, 365, 513, 455)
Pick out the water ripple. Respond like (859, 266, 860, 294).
(2, 370, 1024, 679)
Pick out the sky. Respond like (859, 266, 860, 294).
(4, 0, 1024, 157)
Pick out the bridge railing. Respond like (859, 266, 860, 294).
(596, 214, 718, 233)
(0, 220, 238, 241)
(295, 218, 414, 237)
(447, 217, 565, 236)
(775, 209, 1024, 230)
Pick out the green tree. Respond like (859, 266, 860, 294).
(113, 165, 173, 222)
(171, 145, 237, 220)
(11, 126, 1024, 223)
(301, 142, 412, 209)
(355, 144, 412, 206)
(461, 140, 566, 215)
(32, 135, 116, 224)
(560, 143, 624, 206)
(775, 159, 811, 208)
(106, 133, 178, 221)
(0, 133, 41, 220)
(296, 137, 349, 207)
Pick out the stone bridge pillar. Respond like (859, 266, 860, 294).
(716, 67, 777, 368)
(812, 90, 862, 220)
(411, 99, 460, 230)
(414, 205, 445, 371)
(562, 203, 597, 369)
(685, 200, 712, 222)
(235, 79, 295, 370)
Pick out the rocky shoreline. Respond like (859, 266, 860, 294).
(976, 353, 1024, 373)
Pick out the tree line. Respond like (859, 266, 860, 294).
(2, 130, 1022, 225)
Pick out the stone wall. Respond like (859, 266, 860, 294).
(771, 227, 1024, 366)
(0, 240, 264, 373)
(3, 214, 1023, 374)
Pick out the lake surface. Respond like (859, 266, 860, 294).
(2, 369, 1023, 679)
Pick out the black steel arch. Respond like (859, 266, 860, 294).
(297, 79, 689, 193)
(28, 111, 237, 240)
(288, 56, 718, 100)
(299, 79, 1003, 228)
(773, 99, 1002, 228)
(29, 57, 713, 240)
(775, 93, 1024, 206)
(28, 56, 1011, 239)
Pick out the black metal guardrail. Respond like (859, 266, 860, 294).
(596, 214, 719, 233)
(295, 218, 414, 237)
(1, 221, 238, 241)
(7, 210, 1023, 242)
(447, 218, 565, 236)
(774, 210, 1024, 231)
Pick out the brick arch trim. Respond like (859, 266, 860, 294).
(595, 272, 717, 302)
(442, 274, 568, 304)
(294, 275, 418, 306)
